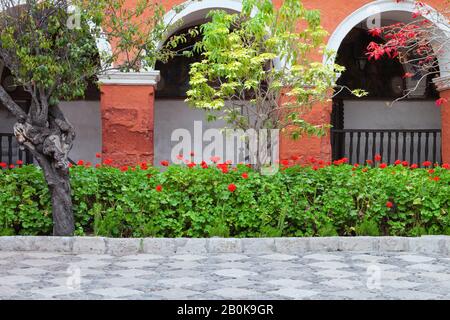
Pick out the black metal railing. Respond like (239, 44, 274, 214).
(331, 129, 442, 165)
(0, 133, 33, 165)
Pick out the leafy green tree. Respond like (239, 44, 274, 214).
(186, 0, 364, 168)
(0, 0, 185, 235)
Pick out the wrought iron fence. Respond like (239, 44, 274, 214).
(0, 133, 33, 165)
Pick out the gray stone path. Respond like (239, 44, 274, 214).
(1, 251, 449, 299)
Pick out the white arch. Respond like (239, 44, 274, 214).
(325, 0, 450, 76)
(163, 0, 243, 36)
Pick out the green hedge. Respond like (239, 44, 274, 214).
(0, 162, 449, 237)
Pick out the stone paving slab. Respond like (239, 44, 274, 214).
(1, 236, 449, 256)
(0, 250, 449, 300)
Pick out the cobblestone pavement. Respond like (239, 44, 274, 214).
(1, 251, 449, 300)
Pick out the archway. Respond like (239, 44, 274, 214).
(327, 3, 446, 165)
(153, 2, 241, 165)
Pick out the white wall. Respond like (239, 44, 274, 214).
(59, 101, 101, 164)
(154, 99, 226, 164)
(343, 100, 441, 130)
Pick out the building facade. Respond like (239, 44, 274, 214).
(1, 0, 449, 166)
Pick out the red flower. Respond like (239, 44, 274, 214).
(160, 160, 169, 167)
(77, 160, 84, 166)
(210, 156, 221, 163)
(308, 157, 317, 164)
(428, 169, 435, 174)
(341, 157, 349, 163)
(422, 161, 432, 167)
(140, 162, 148, 170)
(95, 152, 101, 158)
(103, 158, 113, 166)
(68, 163, 73, 168)
(379, 163, 387, 169)
(155, 185, 163, 192)
(402, 161, 409, 167)
(0, 162, 6, 168)
(374, 154, 382, 162)
(442, 163, 450, 169)
(201, 161, 208, 169)
(95, 164, 101, 168)
(436, 98, 448, 107)
(187, 162, 196, 168)
(291, 155, 299, 161)
(386, 201, 393, 208)
(313, 166, 319, 171)
(281, 159, 290, 166)
(368, 28, 382, 37)
(242, 172, 249, 179)
(433, 176, 440, 182)
(16, 160, 23, 165)
(9, 164, 14, 169)
(366, 159, 373, 165)
(120, 166, 128, 172)
(394, 160, 402, 165)
(228, 183, 237, 192)
(410, 164, 418, 169)
(353, 163, 360, 168)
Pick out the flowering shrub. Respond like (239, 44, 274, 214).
(0, 158, 449, 237)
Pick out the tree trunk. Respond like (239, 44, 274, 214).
(35, 153, 75, 236)
(13, 104, 76, 236)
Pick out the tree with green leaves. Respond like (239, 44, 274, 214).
(186, 0, 365, 168)
(0, 0, 186, 236)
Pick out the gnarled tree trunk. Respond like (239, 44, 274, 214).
(7, 95, 76, 236)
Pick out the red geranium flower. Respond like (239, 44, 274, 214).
(95, 152, 102, 158)
(210, 156, 221, 163)
(281, 159, 290, 166)
(394, 160, 402, 165)
(428, 169, 435, 174)
(140, 162, 148, 170)
(95, 164, 101, 169)
(386, 201, 393, 208)
(160, 160, 169, 167)
(422, 161, 432, 167)
(374, 154, 382, 162)
(103, 158, 113, 166)
(155, 185, 163, 192)
(9, 164, 14, 169)
(16, 160, 23, 165)
(379, 163, 387, 169)
(442, 163, 450, 169)
(120, 166, 128, 172)
(228, 183, 237, 192)
(366, 159, 373, 165)
(77, 160, 84, 166)
(433, 176, 440, 182)
(242, 172, 249, 179)
(410, 164, 418, 169)
(0, 162, 6, 168)
(402, 161, 409, 167)
(187, 162, 196, 168)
